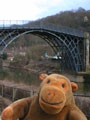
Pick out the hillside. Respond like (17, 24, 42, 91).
(28, 7, 90, 32)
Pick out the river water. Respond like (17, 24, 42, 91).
(0, 67, 40, 86)
(0, 67, 90, 94)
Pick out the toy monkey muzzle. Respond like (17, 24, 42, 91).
(39, 74, 77, 114)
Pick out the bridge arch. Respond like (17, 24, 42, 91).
(0, 29, 83, 72)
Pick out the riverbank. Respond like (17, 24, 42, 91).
(3, 58, 61, 74)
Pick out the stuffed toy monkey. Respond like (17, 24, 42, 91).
(1, 73, 87, 120)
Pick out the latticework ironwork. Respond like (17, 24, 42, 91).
(0, 21, 86, 72)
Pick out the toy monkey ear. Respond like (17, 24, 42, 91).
(40, 74, 48, 81)
(71, 82, 78, 92)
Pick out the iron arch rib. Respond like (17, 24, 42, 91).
(58, 34, 83, 71)
(0, 29, 84, 72)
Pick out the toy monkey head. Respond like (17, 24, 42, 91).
(39, 74, 78, 115)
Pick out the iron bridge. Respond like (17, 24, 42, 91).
(0, 21, 89, 72)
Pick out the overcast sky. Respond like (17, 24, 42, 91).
(0, 0, 90, 21)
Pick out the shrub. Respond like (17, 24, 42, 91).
(1, 52, 8, 60)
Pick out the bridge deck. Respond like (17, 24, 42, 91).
(0, 22, 85, 38)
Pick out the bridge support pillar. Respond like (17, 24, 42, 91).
(84, 32, 90, 71)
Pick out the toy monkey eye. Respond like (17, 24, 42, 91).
(62, 84, 65, 88)
(47, 79, 51, 84)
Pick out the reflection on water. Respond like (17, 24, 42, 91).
(0, 67, 40, 86)
(0, 67, 90, 94)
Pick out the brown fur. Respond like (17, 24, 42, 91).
(1, 73, 87, 120)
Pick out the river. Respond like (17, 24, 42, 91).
(0, 67, 90, 94)
(0, 67, 40, 86)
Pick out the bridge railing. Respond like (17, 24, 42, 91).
(0, 20, 29, 27)
(0, 20, 84, 37)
